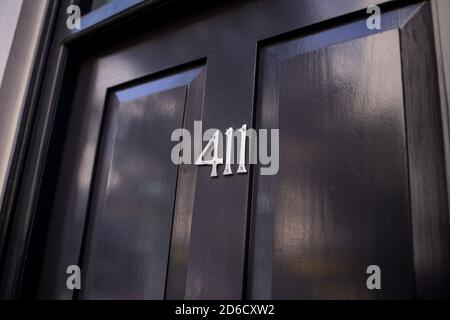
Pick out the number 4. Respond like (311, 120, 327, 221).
(195, 130, 223, 177)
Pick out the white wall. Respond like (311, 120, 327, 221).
(0, 0, 24, 87)
(0, 0, 49, 211)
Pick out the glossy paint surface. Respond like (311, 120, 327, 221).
(79, 67, 204, 299)
(250, 29, 412, 299)
(35, 0, 449, 300)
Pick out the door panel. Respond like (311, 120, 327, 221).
(39, 63, 207, 300)
(80, 67, 205, 299)
(248, 3, 448, 299)
(250, 30, 412, 299)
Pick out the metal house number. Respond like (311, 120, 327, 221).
(195, 124, 248, 178)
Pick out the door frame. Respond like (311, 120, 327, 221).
(0, 0, 449, 299)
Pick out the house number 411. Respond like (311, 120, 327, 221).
(195, 124, 248, 177)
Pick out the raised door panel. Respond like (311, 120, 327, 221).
(80, 67, 205, 299)
(248, 5, 438, 299)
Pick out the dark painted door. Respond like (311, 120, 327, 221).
(38, 0, 449, 299)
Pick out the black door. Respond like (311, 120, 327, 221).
(26, 0, 450, 299)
